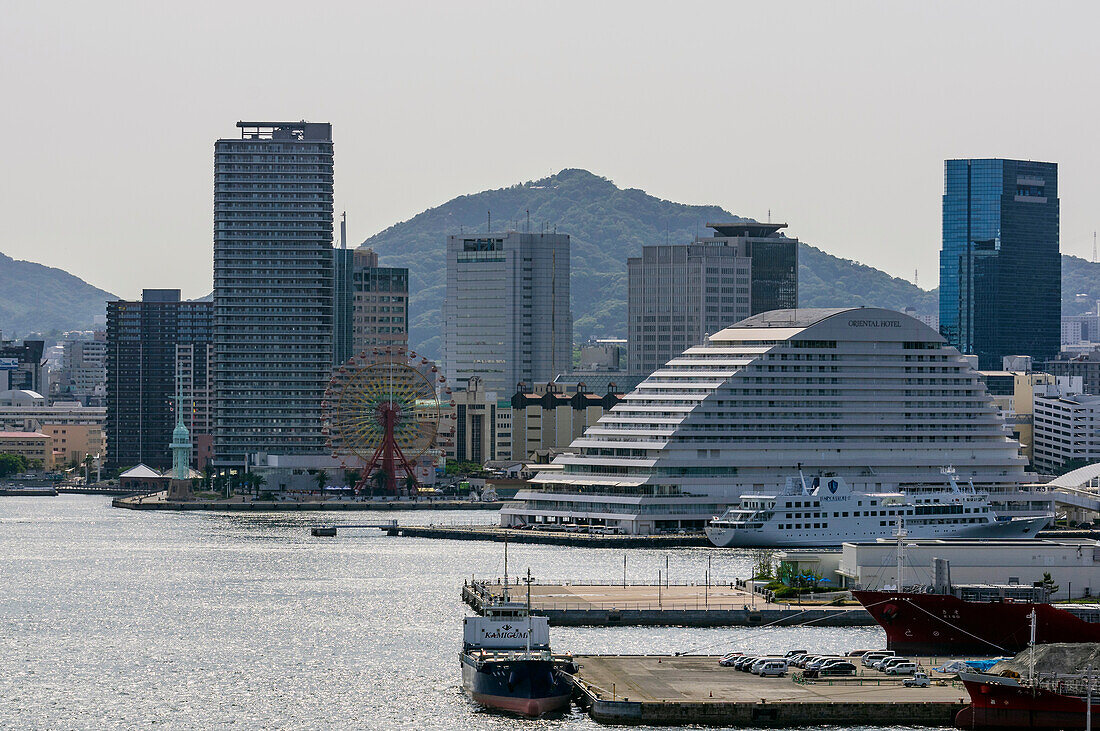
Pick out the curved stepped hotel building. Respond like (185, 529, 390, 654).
(502, 308, 1048, 535)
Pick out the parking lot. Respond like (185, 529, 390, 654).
(573, 653, 971, 705)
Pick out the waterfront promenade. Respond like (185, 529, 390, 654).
(113, 492, 503, 512)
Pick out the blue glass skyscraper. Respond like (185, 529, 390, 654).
(939, 159, 1060, 369)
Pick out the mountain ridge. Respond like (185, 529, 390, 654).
(0, 252, 116, 338)
(8, 168, 1099, 351)
(362, 168, 941, 358)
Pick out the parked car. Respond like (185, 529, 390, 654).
(862, 651, 895, 667)
(846, 649, 874, 657)
(750, 657, 784, 674)
(794, 655, 824, 668)
(806, 657, 845, 670)
(718, 652, 743, 667)
(803, 662, 857, 678)
(756, 660, 788, 677)
(903, 672, 931, 687)
(733, 656, 758, 671)
(876, 656, 912, 672)
(784, 649, 808, 658)
(885, 662, 918, 675)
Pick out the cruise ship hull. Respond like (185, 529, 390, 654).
(705, 514, 1047, 547)
(460, 653, 573, 716)
(852, 590, 1100, 655)
(956, 672, 1100, 729)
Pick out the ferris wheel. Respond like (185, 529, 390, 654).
(322, 346, 449, 493)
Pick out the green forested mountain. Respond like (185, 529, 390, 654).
(363, 169, 939, 357)
(0, 252, 116, 337)
(362, 169, 738, 357)
(1062, 254, 1100, 315)
(798, 243, 938, 313)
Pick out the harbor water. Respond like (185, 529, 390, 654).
(0, 496, 940, 730)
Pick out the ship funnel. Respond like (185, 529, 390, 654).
(932, 557, 951, 594)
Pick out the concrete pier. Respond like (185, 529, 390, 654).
(113, 494, 502, 512)
(387, 524, 708, 547)
(463, 579, 874, 627)
(570, 655, 967, 726)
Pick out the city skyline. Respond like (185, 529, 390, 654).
(4, 3, 1100, 302)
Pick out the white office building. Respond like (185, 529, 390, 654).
(444, 232, 571, 395)
(502, 308, 1042, 535)
(1033, 386, 1100, 472)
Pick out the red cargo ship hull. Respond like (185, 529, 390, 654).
(852, 590, 1100, 655)
(956, 673, 1099, 729)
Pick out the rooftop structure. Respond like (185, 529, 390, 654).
(503, 307, 1036, 535)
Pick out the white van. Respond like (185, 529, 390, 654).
(885, 662, 918, 675)
(757, 660, 788, 677)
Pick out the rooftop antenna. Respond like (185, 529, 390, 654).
(915, 269, 919, 287)
(768, 209, 772, 224)
(526, 209, 530, 233)
(487, 210, 491, 234)
(1093, 231, 1097, 263)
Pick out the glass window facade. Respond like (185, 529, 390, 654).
(939, 159, 1060, 369)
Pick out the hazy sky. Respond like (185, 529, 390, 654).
(2, 1, 1097, 301)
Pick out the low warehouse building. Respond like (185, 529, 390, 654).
(837, 537, 1100, 600)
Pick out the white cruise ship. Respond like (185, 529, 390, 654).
(502, 308, 1052, 536)
(704, 472, 1051, 547)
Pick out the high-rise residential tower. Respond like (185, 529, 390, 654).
(628, 222, 799, 376)
(939, 159, 1060, 370)
(444, 232, 571, 394)
(213, 121, 334, 464)
(334, 246, 409, 364)
(106, 290, 212, 469)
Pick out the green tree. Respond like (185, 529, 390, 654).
(751, 549, 776, 581)
(444, 461, 482, 477)
(313, 470, 328, 492)
(1041, 572, 1060, 598)
(0, 453, 27, 478)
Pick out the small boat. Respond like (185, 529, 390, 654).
(459, 598, 575, 716)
